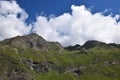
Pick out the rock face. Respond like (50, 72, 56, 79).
(9, 69, 33, 80)
(64, 40, 105, 50)
(0, 33, 63, 51)
(82, 40, 105, 49)
(82, 40, 120, 49)
(65, 40, 120, 50)
(64, 44, 81, 51)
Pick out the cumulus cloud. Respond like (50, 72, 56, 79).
(33, 5, 120, 46)
(0, 1, 31, 40)
(0, 1, 120, 47)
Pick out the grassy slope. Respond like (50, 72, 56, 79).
(0, 45, 120, 80)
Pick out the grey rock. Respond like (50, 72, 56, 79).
(0, 33, 64, 52)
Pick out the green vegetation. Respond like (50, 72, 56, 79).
(0, 45, 120, 80)
(0, 34, 119, 80)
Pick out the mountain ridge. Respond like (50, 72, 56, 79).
(1, 33, 120, 51)
(0, 33, 120, 80)
(0, 33, 63, 51)
(65, 40, 120, 50)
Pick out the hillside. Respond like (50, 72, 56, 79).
(0, 33, 120, 80)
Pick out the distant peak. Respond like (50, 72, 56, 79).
(64, 44, 81, 51)
(84, 40, 105, 45)
(82, 40, 105, 49)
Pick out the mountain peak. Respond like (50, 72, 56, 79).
(0, 33, 63, 51)
(64, 44, 81, 51)
(82, 40, 105, 49)
(27, 33, 39, 37)
(24, 33, 45, 41)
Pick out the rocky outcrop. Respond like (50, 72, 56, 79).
(65, 68, 82, 76)
(0, 33, 64, 51)
(82, 40, 120, 49)
(65, 40, 120, 51)
(9, 69, 33, 80)
(22, 58, 52, 73)
(82, 40, 105, 49)
(64, 44, 81, 51)
(22, 58, 84, 76)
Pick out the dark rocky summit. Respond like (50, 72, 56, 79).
(82, 40, 120, 49)
(64, 40, 120, 51)
(64, 44, 81, 51)
(82, 40, 105, 49)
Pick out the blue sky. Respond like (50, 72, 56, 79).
(17, 0, 120, 23)
(0, 1, 120, 46)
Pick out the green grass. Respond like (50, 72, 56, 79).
(0, 45, 120, 80)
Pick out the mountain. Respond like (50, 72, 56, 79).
(82, 40, 105, 49)
(0, 34, 120, 80)
(64, 40, 120, 51)
(64, 44, 81, 51)
(0, 33, 63, 51)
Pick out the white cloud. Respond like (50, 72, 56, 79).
(0, 1, 31, 40)
(0, 1, 120, 47)
(33, 5, 120, 46)
(103, 8, 112, 14)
